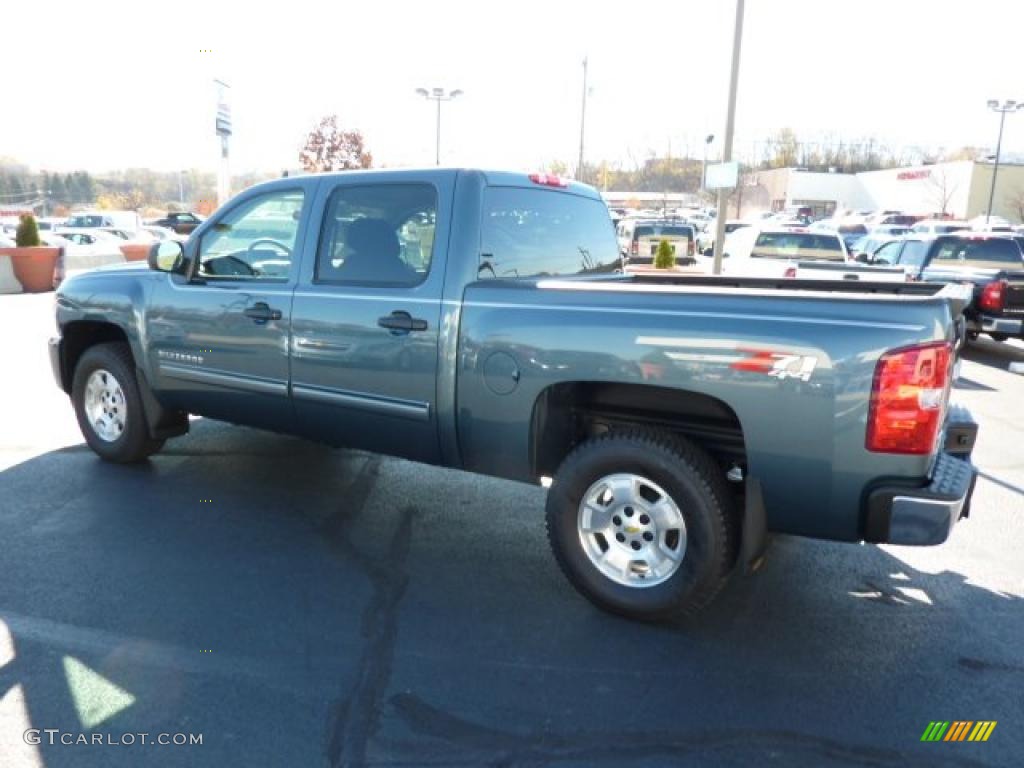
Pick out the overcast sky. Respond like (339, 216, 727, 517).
(4, 0, 1021, 174)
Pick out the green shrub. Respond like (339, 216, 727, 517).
(654, 238, 676, 269)
(15, 214, 41, 247)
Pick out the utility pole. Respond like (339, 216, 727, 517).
(711, 0, 745, 276)
(578, 56, 588, 183)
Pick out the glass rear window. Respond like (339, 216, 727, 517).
(480, 187, 621, 279)
(634, 225, 694, 238)
(932, 238, 1022, 267)
(751, 232, 844, 261)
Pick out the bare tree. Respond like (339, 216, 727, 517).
(1004, 186, 1024, 223)
(928, 167, 960, 217)
(299, 115, 373, 173)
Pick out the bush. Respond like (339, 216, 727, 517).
(654, 238, 676, 269)
(15, 214, 41, 248)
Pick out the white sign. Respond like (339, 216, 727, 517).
(705, 161, 739, 190)
(215, 80, 232, 137)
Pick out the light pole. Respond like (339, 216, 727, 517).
(178, 170, 186, 206)
(416, 87, 463, 165)
(701, 134, 715, 193)
(578, 57, 588, 183)
(985, 99, 1023, 226)
(712, 0, 746, 276)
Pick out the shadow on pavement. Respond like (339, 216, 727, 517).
(962, 337, 1024, 371)
(0, 421, 1019, 767)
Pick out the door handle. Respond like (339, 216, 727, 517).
(378, 311, 427, 333)
(243, 302, 282, 322)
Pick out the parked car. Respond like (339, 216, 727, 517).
(617, 220, 696, 266)
(810, 219, 869, 251)
(911, 219, 969, 236)
(56, 228, 126, 249)
(49, 168, 978, 621)
(716, 228, 905, 282)
(150, 211, 204, 235)
(142, 225, 183, 242)
(65, 210, 143, 234)
(869, 224, 912, 237)
(697, 220, 749, 256)
(891, 233, 1024, 342)
(849, 235, 905, 263)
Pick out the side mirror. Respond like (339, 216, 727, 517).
(855, 253, 870, 263)
(148, 240, 185, 273)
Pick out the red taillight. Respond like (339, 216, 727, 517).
(866, 342, 952, 455)
(979, 279, 1006, 312)
(528, 173, 569, 188)
(688, 240, 695, 257)
(631, 240, 638, 256)
(783, 266, 797, 278)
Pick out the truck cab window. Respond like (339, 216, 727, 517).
(197, 189, 304, 280)
(480, 187, 621, 278)
(315, 184, 437, 286)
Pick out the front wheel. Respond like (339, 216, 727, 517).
(546, 431, 737, 621)
(71, 342, 165, 463)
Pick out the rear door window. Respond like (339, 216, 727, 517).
(315, 184, 437, 286)
(480, 187, 620, 278)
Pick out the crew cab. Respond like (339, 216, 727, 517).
(718, 227, 906, 282)
(878, 233, 1024, 342)
(49, 169, 978, 621)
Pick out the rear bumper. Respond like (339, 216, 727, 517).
(968, 314, 1023, 336)
(863, 407, 978, 546)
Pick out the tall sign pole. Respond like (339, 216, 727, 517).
(711, 0, 745, 275)
(215, 79, 232, 208)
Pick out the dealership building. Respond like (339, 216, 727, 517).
(740, 160, 1024, 222)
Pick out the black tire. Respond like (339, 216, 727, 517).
(545, 431, 737, 621)
(988, 333, 1008, 342)
(71, 342, 165, 463)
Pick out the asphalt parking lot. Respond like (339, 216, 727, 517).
(1, 292, 1021, 767)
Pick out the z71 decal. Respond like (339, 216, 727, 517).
(730, 350, 818, 382)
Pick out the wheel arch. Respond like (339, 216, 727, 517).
(529, 381, 747, 481)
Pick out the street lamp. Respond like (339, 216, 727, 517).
(416, 87, 463, 165)
(985, 98, 1023, 226)
(702, 134, 715, 192)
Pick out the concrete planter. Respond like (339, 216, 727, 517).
(120, 244, 150, 262)
(0, 246, 60, 292)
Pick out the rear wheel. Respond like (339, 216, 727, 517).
(546, 431, 737, 621)
(72, 342, 165, 463)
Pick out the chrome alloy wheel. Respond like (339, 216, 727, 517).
(577, 473, 687, 587)
(84, 369, 127, 442)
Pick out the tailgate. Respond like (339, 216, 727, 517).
(1004, 275, 1024, 314)
(637, 234, 692, 258)
(796, 261, 907, 283)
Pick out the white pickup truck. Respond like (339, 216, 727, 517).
(712, 227, 907, 282)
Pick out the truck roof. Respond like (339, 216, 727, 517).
(253, 168, 604, 201)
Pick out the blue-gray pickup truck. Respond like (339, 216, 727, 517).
(49, 169, 979, 620)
